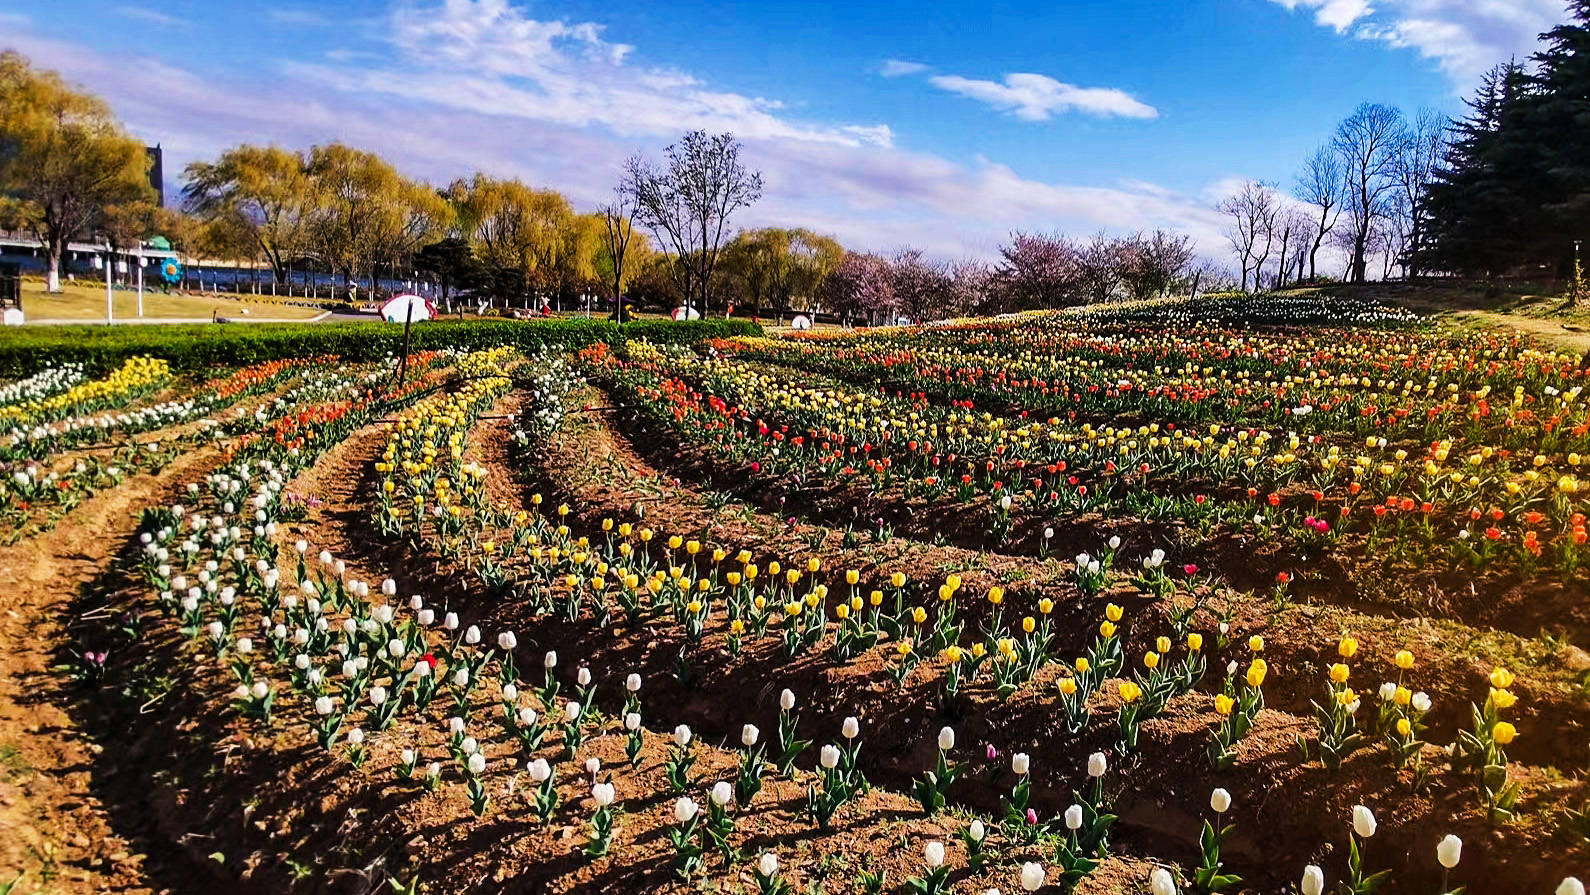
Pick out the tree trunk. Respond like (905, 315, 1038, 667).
(45, 237, 64, 293)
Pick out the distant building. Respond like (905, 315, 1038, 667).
(146, 144, 164, 207)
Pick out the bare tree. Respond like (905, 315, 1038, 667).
(1295, 145, 1344, 282)
(1392, 108, 1447, 278)
(1075, 232, 1126, 302)
(622, 131, 763, 315)
(598, 188, 636, 322)
(1270, 209, 1309, 290)
(1121, 229, 1195, 299)
(1217, 180, 1280, 292)
(1333, 102, 1406, 283)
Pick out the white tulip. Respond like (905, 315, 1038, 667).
(674, 724, 692, 747)
(577, 667, 592, 686)
(346, 727, 364, 745)
(842, 716, 860, 739)
(1020, 861, 1045, 892)
(968, 819, 985, 842)
(497, 631, 517, 650)
(1012, 752, 1030, 775)
(1436, 834, 1461, 869)
(314, 696, 334, 715)
(466, 752, 486, 775)
(464, 625, 480, 645)
(937, 726, 955, 751)
(544, 650, 558, 669)
(1301, 865, 1325, 895)
(1411, 692, 1432, 712)
(518, 707, 538, 726)
(626, 673, 642, 693)
(710, 781, 733, 806)
(624, 712, 640, 731)
(1087, 751, 1107, 778)
(742, 724, 760, 747)
(528, 758, 551, 783)
(448, 716, 466, 734)
(1209, 788, 1231, 814)
(585, 757, 601, 777)
(924, 841, 945, 868)
(758, 853, 779, 876)
(1378, 681, 1398, 701)
(1351, 804, 1377, 839)
(460, 737, 478, 755)
(819, 744, 840, 769)
(368, 686, 387, 706)
(502, 684, 519, 702)
(779, 688, 796, 711)
(1149, 867, 1177, 895)
(443, 612, 459, 630)
(565, 701, 581, 722)
(400, 748, 415, 765)
(674, 797, 699, 823)
(1065, 804, 1083, 830)
(591, 782, 615, 806)
(1559, 878, 1586, 895)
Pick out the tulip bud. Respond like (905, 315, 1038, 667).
(968, 819, 985, 842)
(1012, 752, 1030, 775)
(1065, 804, 1083, 830)
(937, 726, 955, 751)
(819, 744, 840, 769)
(1087, 751, 1108, 778)
(1149, 867, 1177, 895)
(1301, 865, 1325, 895)
(624, 712, 640, 731)
(742, 724, 760, 747)
(924, 841, 945, 868)
(1437, 834, 1461, 869)
(1559, 878, 1586, 895)
(565, 701, 581, 722)
(710, 781, 733, 806)
(674, 724, 692, 747)
(1210, 788, 1231, 814)
(779, 688, 796, 711)
(544, 650, 558, 669)
(1351, 805, 1377, 839)
(497, 631, 517, 651)
(626, 673, 642, 692)
(842, 717, 860, 739)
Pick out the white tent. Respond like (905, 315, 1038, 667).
(790, 314, 812, 330)
(381, 293, 436, 323)
(670, 306, 701, 321)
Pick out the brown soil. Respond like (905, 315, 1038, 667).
(0, 442, 222, 894)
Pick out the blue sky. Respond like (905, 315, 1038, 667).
(0, 0, 1568, 258)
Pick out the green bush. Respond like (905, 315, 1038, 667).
(0, 316, 763, 377)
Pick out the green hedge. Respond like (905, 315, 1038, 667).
(0, 317, 763, 378)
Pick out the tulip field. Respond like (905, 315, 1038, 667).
(5, 296, 1590, 895)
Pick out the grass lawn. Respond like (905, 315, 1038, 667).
(19, 280, 325, 322)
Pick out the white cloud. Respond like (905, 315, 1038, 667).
(2, 3, 1229, 262)
(114, 5, 187, 27)
(927, 72, 1158, 121)
(880, 58, 929, 77)
(1267, 0, 1562, 88)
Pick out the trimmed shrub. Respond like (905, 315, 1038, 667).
(0, 317, 762, 377)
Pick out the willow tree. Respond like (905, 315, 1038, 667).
(0, 51, 151, 292)
(183, 144, 312, 284)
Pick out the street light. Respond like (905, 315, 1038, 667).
(135, 243, 145, 317)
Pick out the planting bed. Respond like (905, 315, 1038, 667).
(1, 297, 1586, 895)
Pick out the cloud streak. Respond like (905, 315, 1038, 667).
(927, 71, 1158, 121)
(1267, 0, 1562, 88)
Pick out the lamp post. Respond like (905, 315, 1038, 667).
(104, 240, 114, 324)
(136, 244, 145, 317)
